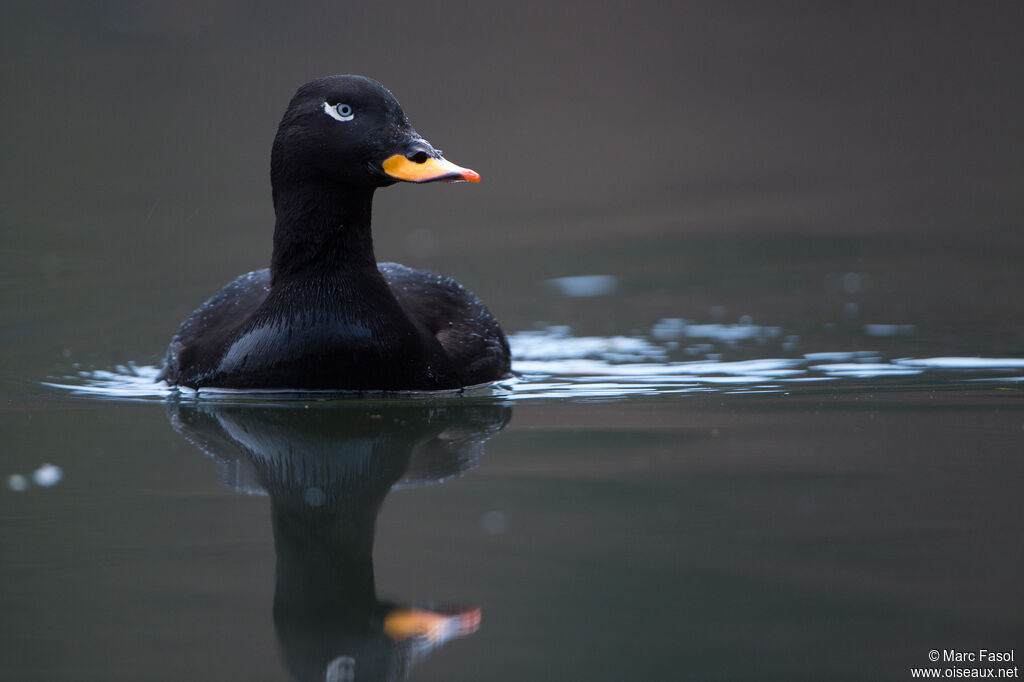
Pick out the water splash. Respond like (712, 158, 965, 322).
(44, 326, 1024, 403)
(44, 364, 179, 399)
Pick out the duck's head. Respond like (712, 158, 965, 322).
(270, 74, 480, 193)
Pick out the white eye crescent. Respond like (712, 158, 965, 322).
(323, 102, 354, 122)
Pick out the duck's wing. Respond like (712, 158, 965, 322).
(379, 262, 511, 385)
(159, 269, 272, 387)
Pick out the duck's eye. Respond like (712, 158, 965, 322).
(323, 102, 354, 122)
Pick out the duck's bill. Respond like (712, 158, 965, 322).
(382, 155, 481, 183)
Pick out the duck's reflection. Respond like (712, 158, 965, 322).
(167, 400, 511, 682)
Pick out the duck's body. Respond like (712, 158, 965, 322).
(161, 262, 508, 390)
(158, 75, 509, 391)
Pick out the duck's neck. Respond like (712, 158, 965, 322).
(270, 183, 378, 286)
(271, 497, 381, 613)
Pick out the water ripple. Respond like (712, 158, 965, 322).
(43, 327, 1024, 403)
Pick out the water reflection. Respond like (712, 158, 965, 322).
(167, 401, 511, 682)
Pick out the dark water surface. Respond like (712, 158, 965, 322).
(3, 4, 1023, 681)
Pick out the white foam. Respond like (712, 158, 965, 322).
(895, 357, 1024, 369)
(42, 364, 175, 399)
(509, 328, 666, 361)
(809, 362, 924, 378)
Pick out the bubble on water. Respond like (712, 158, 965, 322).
(480, 510, 508, 535)
(8, 474, 29, 492)
(32, 464, 63, 487)
(864, 324, 916, 337)
(546, 275, 619, 298)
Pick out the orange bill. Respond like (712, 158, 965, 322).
(382, 155, 481, 183)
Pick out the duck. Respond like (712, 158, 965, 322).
(158, 75, 510, 391)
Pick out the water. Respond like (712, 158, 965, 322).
(12, 333, 1024, 681)
(3, 4, 1024, 682)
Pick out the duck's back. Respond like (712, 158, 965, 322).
(379, 263, 510, 386)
